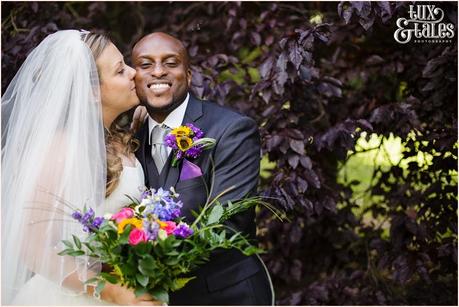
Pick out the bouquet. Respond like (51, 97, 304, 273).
(59, 186, 282, 304)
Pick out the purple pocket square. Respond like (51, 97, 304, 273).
(180, 159, 203, 181)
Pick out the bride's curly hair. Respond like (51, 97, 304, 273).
(82, 32, 139, 197)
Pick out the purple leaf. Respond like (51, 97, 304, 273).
(250, 32, 261, 46)
(266, 135, 283, 151)
(288, 41, 303, 70)
(365, 55, 384, 66)
(299, 156, 312, 169)
(304, 169, 321, 189)
(288, 154, 299, 169)
(337, 2, 354, 24)
(351, 2, 364, 12)
(289, 139, 305, 155)
(260, 57, 274, 79)
(297, 177, 308, 193)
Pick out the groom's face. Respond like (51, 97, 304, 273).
(132, 33, 191, 117)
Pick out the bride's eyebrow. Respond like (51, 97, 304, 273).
(113, 60, 123, 70)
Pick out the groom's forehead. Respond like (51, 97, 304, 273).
(133, 33, 185, 57)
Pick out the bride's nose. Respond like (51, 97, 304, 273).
(127, 65, 136, 79)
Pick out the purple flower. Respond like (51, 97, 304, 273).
(72, 207, 104, 233)
(187, 123, 204, 138)
(72, 211, 82, 221)
(164, 134, 178, 149)
(140, 190, 151, 200)
(81, 208, 95, 223)
(92, 216, 104, 229)
(173, 223, 194, 238)
(185, 146, 203, 159)
(143, 220, 159, 241)
(170, 208, 181, 220)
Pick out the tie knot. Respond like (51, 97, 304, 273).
(150, 124, 169, 145)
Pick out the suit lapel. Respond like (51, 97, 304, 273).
(160, 95, 204, 189)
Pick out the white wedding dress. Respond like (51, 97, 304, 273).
(11, 158, 145, 306)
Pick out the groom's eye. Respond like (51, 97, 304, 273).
(140, 63, 151, 68)
(166, 62, 177, 67)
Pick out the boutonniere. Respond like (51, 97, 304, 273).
(164, 123, 216, 167)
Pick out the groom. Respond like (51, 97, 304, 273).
(132, 32, 272, 305)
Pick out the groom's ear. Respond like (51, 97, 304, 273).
(187, 68, 192, 87)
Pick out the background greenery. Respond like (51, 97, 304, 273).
(2, 1, 457, 305)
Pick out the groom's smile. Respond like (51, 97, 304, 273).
(147, 80, 172, 95)
(132, 32, 191, 121)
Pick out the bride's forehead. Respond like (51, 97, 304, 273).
(98, 43, 124, 68)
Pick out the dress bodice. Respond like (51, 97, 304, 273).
(103, 157, 145, 214)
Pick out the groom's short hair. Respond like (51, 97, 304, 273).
(132, 32, 190, 70)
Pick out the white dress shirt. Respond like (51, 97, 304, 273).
(148, 93, 190, 156)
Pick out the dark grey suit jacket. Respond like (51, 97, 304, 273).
(135, 95, 272, 305)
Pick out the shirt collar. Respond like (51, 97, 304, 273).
(148, 93, 190, 143)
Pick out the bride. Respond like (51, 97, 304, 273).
(2, 30, 161, 305)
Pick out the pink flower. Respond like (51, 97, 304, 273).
(159, 221, 177, 235)
(111, 208, 134, 224)
(128, 228, 148, 246)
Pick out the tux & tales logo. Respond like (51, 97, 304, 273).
(394, 4, 455, 44)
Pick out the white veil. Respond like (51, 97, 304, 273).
(1, 30, 107, 304)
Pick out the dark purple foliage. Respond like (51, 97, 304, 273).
(2, 1, 457, 305)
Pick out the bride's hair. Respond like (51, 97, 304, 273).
(82, 32, 139, 197)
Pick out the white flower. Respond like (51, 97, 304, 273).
(158, 229, 168, 240)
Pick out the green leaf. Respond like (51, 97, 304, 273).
(151, 288, 169, 304)
(84, 277, 99, 285)
(219, 230, 226, 242)
(82, 242, 95, 253)
(57, 248, 74, 256)
(207, 205, 224, 225)
(119, 224, 132, 244)
(124, 194, 140, 206)
(68, 250, 85, 257)
(166, 250, 180, 256)
(243, 245, 265, 256)
(165, 258, 179, 266)
(100, 272, 118, 284)
(136, 274, 149, 287)
(62, 240, 74, 248)
(172, 277, 196, 291)
(95, 281, 106, 298)
(138, 255, 157, 276)
(135, 287, 148, 298)
(72, 235, 82, 249)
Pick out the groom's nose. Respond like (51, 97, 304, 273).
(151, 63, 167, 78)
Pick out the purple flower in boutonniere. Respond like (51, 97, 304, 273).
(164, 123, 216, 167)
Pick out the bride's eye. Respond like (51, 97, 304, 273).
(118, 68, 125, 75)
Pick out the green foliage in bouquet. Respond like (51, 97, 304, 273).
(60, 186, 284, 304)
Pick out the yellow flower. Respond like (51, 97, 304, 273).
(177, 136, 193, 151)
(117, 218, 143, 234)
(157, 220, 167, 228)
(171, 126, 192, 137)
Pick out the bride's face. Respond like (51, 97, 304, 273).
(97, 43, 139, 114)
